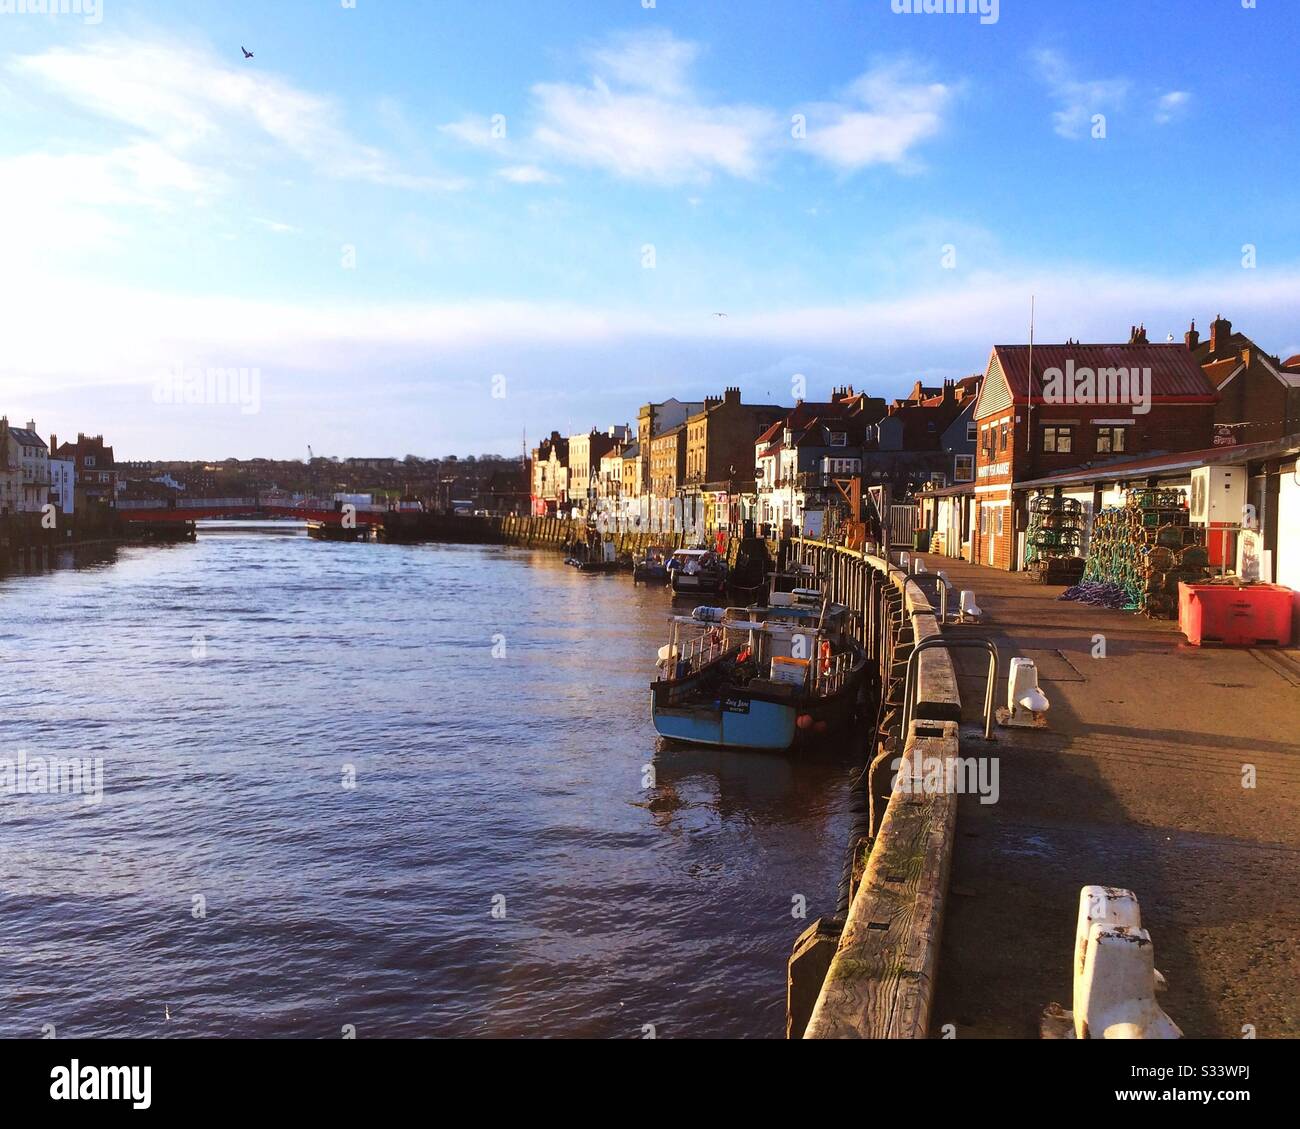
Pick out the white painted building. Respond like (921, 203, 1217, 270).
(0, 419, 51, 513)
(49, 458, 75, 515)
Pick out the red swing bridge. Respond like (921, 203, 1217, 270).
(115, 497, 390, 531)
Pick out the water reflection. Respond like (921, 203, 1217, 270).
(0, 532, 853, 1038)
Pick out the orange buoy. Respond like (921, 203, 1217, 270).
(796, 714, 814, 730)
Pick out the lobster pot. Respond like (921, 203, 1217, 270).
(1079, 489, 1211, 617)
(1025, 495, 1086, 581)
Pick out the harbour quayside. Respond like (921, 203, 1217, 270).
(650, 567, 866, 751)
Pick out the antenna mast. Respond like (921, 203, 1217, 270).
(1025, 296, 1035, 453)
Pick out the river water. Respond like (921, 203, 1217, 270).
(0, 525, 853, 1038)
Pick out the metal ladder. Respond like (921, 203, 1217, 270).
(900, 635, 1000, 742)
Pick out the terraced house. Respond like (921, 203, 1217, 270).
(681, 387, 787, 535)
(1, 418, 51, 514)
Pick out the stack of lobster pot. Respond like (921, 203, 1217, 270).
(1080, 489, 1210, 618)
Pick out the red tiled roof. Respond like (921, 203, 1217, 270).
(1284, 354, 1300, 371)
(1202, 357, 1241, 386)
(993, 343, 1217, 402)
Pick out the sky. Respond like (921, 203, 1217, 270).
(2, 0, 1298, 461)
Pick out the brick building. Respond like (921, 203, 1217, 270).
(649, 424, 686, 502)
(971, 334, 1218, 569)
(1189, 315, 1300, 445)
(680, 387, 787, 532)
(51, 433, 117, 511)
(635, 398, 703, 493)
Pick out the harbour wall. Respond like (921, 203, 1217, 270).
(0, 509, 127, 573)
(787, 541, 963, 1040)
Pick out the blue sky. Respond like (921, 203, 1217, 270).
(2, 0, 1298, 460)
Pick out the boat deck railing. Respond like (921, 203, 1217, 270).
(814, 649, 855, 696)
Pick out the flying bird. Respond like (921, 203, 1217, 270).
(241, 46, 254, 59)
(713, 312, 728, 318)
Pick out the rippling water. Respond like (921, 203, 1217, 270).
(0, 525, 853, 1038)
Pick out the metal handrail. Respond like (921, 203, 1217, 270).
(901, 635, 999, 742)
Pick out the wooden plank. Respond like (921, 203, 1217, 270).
(804, 722, 959, 1039)
(912, 612, 962, 721)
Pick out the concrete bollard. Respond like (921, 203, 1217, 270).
(958, 590, 981, 622)
(998, 657, 1049, 727)
(1072, 886, 1180, 1040)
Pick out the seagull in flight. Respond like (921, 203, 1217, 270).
(241, 46, 254, 59)
(713, 312, 728, 318)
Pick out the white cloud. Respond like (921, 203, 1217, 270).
(497, 164, 558, 184)
(588, 29, 699, 98)
(0, 141, 220, 260)
(7, 262, 1300, 397)
(1032, 48, 1130, 139)
(1154, 90, 1191, 125)
(439, 115, 507, 149)
(531, 30, 774, 184)
(801, 61, 956, 171)
(9, 38, 460, 192)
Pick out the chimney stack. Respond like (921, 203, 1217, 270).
(1210, 314, 1233, 359)
(724, 386, 740, 405)
(1128, 324, 1149, 345)
(50, 433, 57, 454)
(1185, 319, 1199, 350)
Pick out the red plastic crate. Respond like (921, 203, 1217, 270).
(1178, 582, 1295, 647)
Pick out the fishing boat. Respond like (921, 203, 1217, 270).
(650, 576, 865, 750)
(565, 538, 620, 572)
(307, 521, 368, 542)
(632, 546, 670, 584)
(666, 548, 727, 599)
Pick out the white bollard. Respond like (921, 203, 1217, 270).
(1072, 886, 1180, 1039)
(959, 590, 981, 622)
(999, 657, 1050, 727)
(1075, 886, 1141, 988)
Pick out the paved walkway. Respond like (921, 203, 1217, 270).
(916, 553, 1300, 1038)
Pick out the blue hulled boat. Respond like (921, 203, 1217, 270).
(650, 574, 865, 751)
